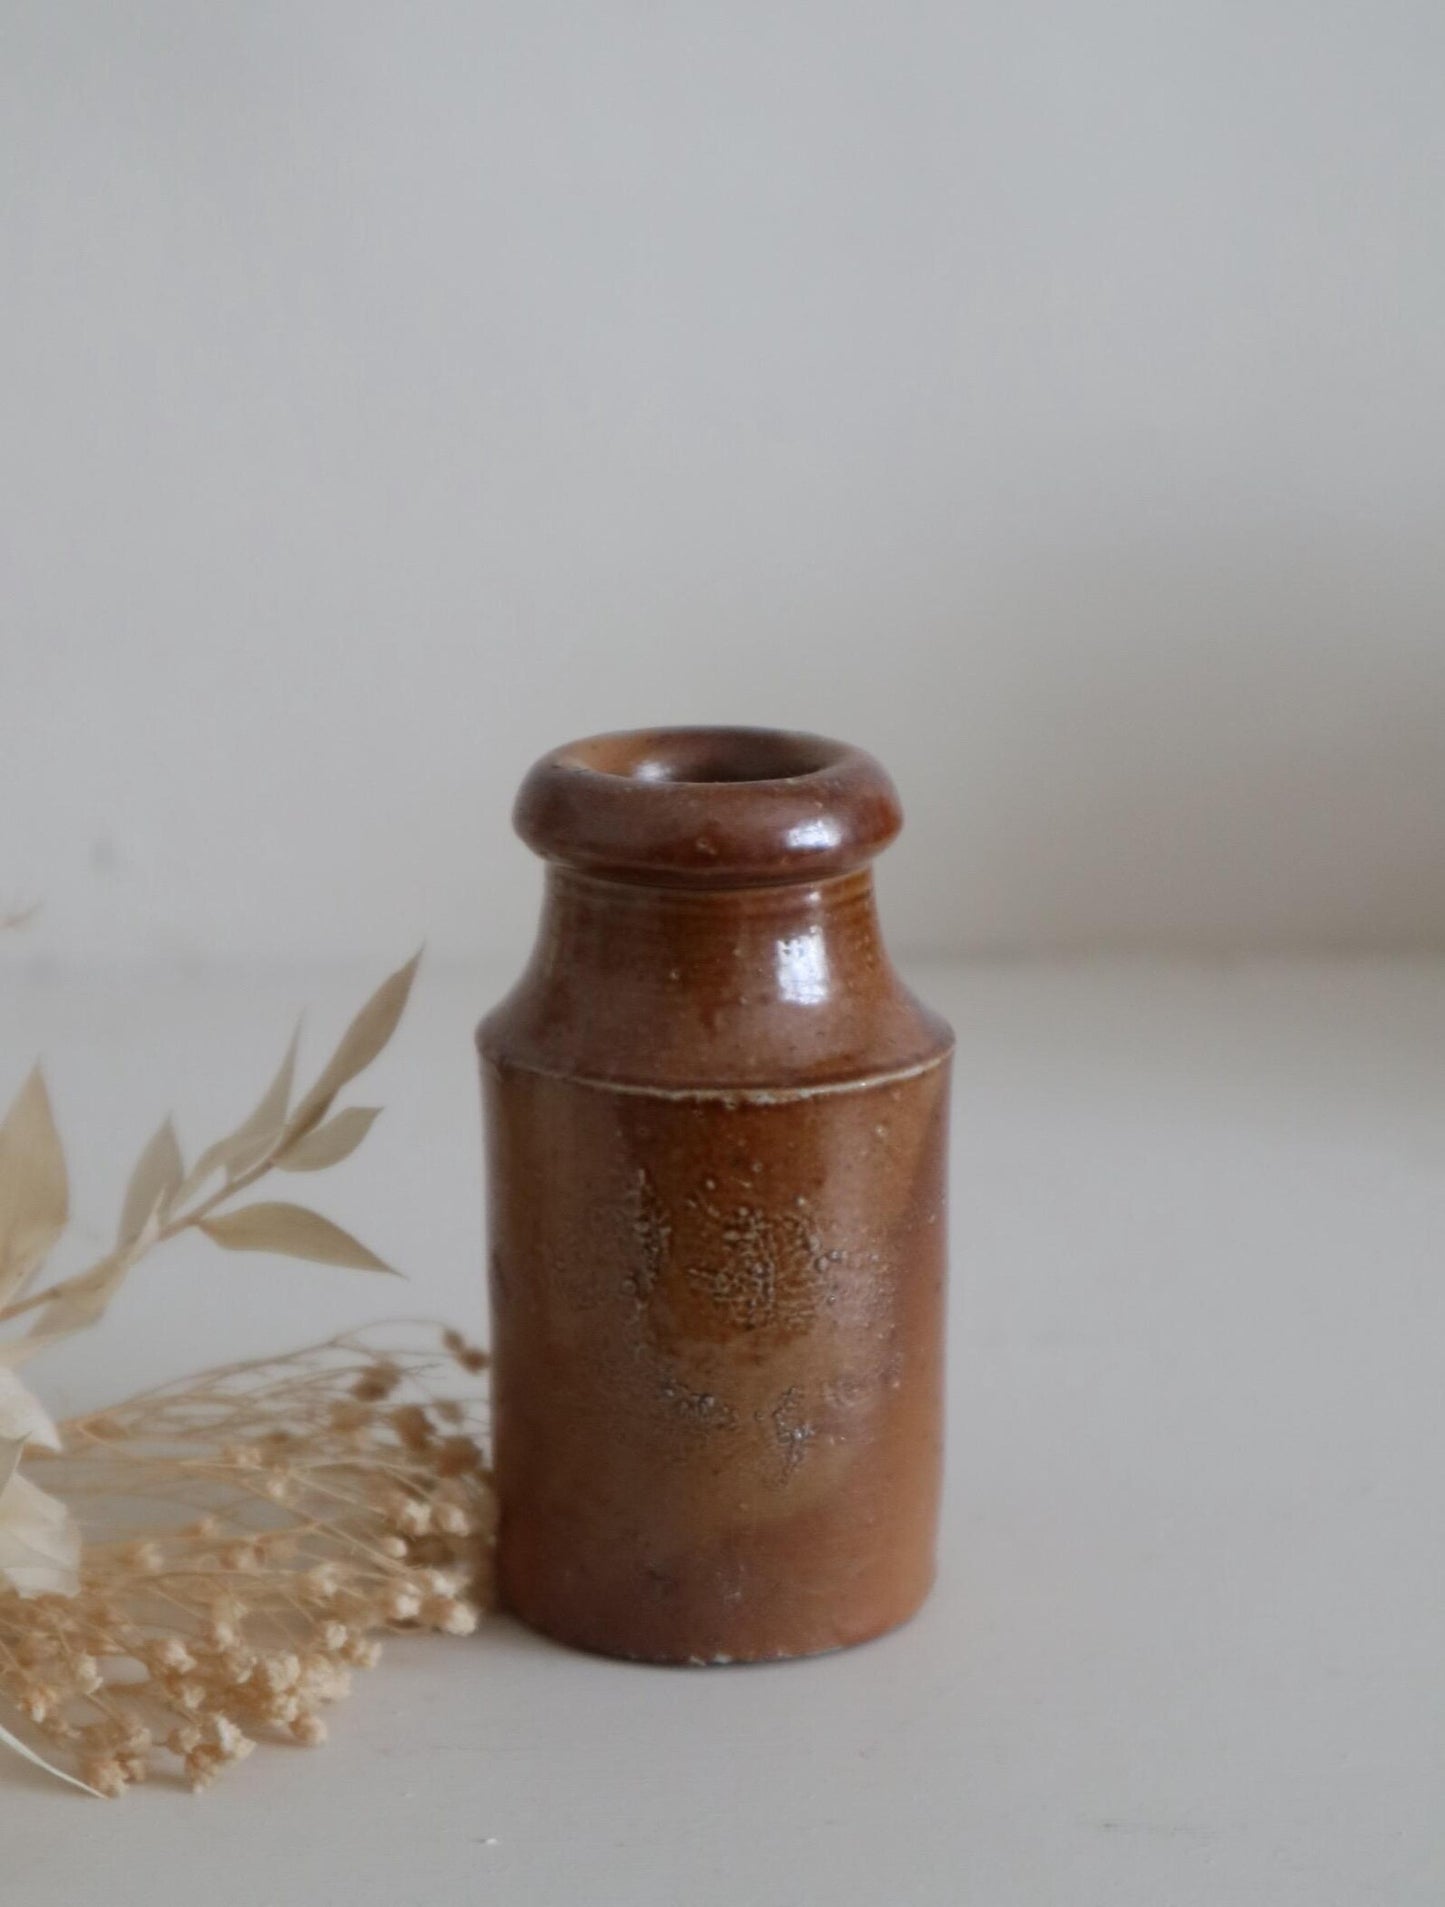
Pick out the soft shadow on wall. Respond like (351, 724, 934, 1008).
(875, 523, 1445, 957)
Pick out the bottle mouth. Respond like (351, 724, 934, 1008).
(514, 726, 902, 885)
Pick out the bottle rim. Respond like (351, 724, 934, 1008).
(513, 726, 902, 886)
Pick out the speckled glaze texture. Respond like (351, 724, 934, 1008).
(478, 728, 952, 1664)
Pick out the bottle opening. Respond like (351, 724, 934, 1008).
(514, 726, 902, 886)
(561, 728, 839, 787)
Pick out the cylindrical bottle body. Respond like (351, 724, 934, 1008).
(482, 1042, 950, 1662)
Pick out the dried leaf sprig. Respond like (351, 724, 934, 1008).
(2, 1326, 495, 1794)
(0, 950, 422, 1368)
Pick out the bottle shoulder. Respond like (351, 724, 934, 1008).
(478, 971, 953, 1093)
(479, 865, 951, 1092)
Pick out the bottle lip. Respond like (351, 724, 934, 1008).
(513, 726, 903, 886)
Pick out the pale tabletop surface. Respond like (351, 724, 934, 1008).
(1, 954, 1441, 1906)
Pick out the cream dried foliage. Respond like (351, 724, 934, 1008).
(0, 952, 498, 1795)
(0, 1442, 81, 1598)
(4, 1329, 494, 1796)
(0, 949, 423, 1364)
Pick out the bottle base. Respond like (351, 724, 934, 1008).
(499, 1568, 937, 1668)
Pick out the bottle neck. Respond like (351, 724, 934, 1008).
(538, 860, 885, 1002)
(482, 865, 950, 1091)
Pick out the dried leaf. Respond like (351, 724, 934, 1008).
(288, 951, 421, 1140)
(197, 1202, 394, 1273)
(0, 1715, 103, 1797)
(116, 1117, 183, 1247)
(0, 1465, 81, 1597)
(0, 1069, 69, 1307)
(275, 1106, 381, 1173)
(0, 1368, 61, 1450)
(181, 1024, 300, 1196)
(18, 1249, 135, 1352)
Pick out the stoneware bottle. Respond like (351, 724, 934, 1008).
(478, 727, 952, 1663)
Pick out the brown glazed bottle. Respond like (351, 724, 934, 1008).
(478, 727, 952, 1663)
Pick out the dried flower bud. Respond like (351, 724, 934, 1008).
(254, 1652, 301, 1695)
(185, 1747, 221, 1791)
(120, 1540, 164, 1575)
(297, 1657, 350, 1704)
(442, 1329, 489, 1373)
(82, 1756, 129, 1799)
(393, 1497, 431, 1538)
(18, 1682, 53, 1723)
(424, 1597, 478, 1637)
(302, 1564, 341, 1602)
(71, 1654, 104, 1696)
(206, 1716, 253, 1762)
(352, 1361, 401, 1403)
(391, 1405, 433, 1450)
(381, 1582, 423, 1622)
(435, 1437, 483, 1478)
(149, 1638, 196, 1675)
(218, 1648, 257, 1686)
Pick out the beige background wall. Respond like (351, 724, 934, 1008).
(5, 1, 1442, 960)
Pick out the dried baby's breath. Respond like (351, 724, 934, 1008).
(1, 1327, 494, 1794)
